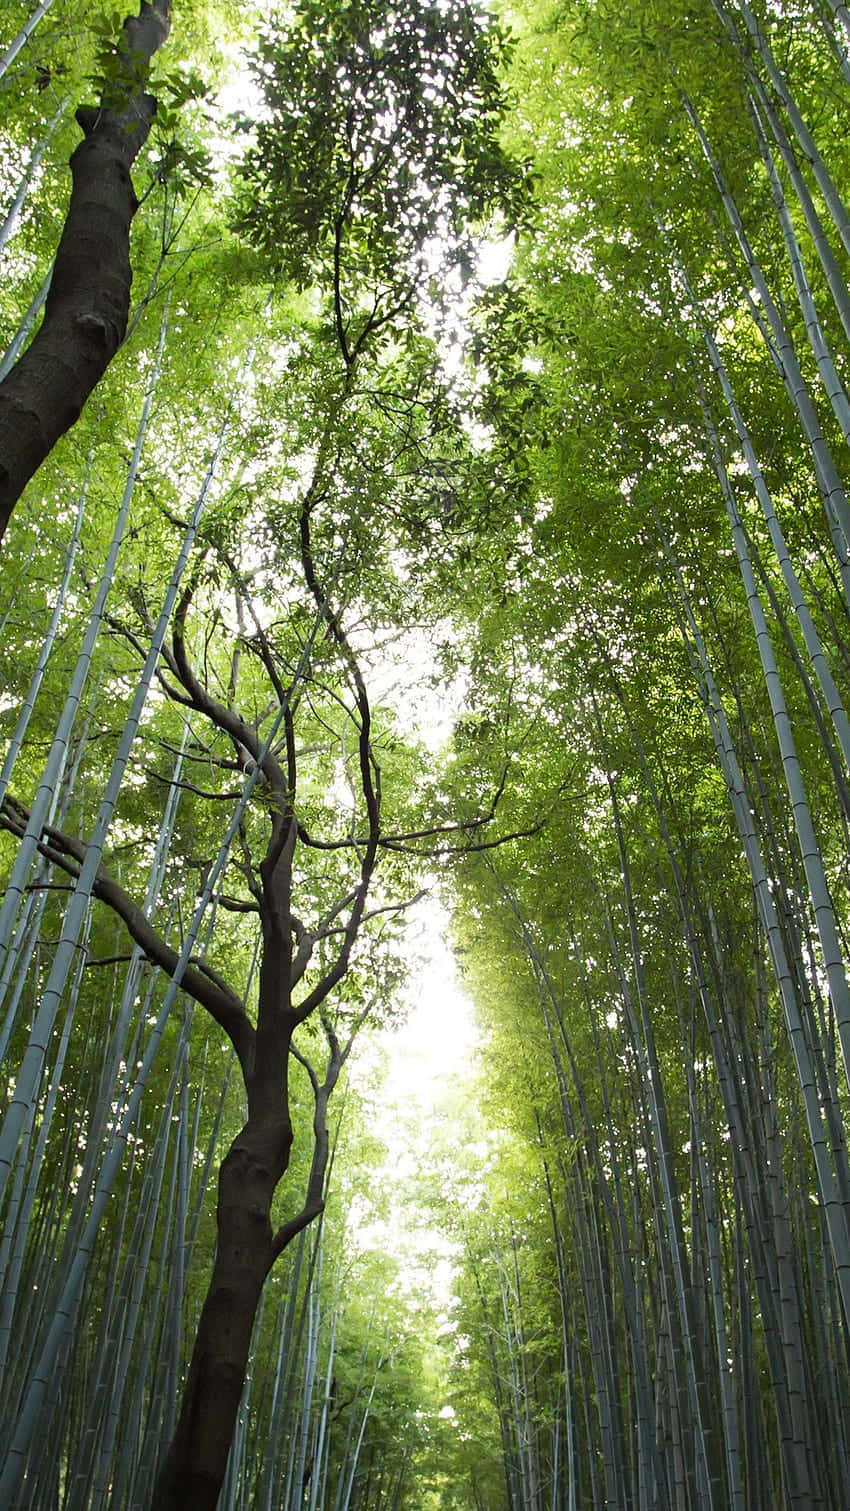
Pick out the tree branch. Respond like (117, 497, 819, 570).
(282, 490, 383, 1022)
(0, 0, 173, 535)
(0, 795, 256, 1076)
(271, 1029, 347, 1258)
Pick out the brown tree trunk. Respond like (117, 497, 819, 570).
(0, 0, 171, 541)
(151, 1116, 293, 1511)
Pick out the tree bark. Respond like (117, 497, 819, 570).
(151, 1117, 293, 1511)
(151, 848, 308, 1510)
(0, 0, 171, 541)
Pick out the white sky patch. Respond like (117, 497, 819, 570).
(385, 894, 479, 1111)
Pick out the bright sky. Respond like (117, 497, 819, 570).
(349, 892, 479, 1146)
(347, 894, 480, 1311)
(382, 893, 479, 1112)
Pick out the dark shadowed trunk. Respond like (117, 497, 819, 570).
(147, 777, 343, 1510)
(150, 1117, 292, 1511)
(0, 0, 171, 539)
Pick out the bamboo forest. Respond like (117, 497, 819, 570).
(7, 0, 850, 1506)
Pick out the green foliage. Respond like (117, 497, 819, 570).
(5, 0, 850, 1504)
(233, 0, 530, 309)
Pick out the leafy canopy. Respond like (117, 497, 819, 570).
(234, 0, 529, 324)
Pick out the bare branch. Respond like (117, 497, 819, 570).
(295, 766, 516, 852)
(289, 1039, 319, 1095)
(0, 796, 255, 1076)
(312, 887, 428, 944)
(170, 587, 296, 885)
(380, 816, 547, 859)
(213, 894, 260, 915)
(271, 1031, 346, 1259)
(146, 769, 245, 802)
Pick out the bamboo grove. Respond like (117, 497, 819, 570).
(4, 0, 850, 1507)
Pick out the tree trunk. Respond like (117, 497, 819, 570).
(151, 1117, 293, 1511)
(0, 0, 171, 540)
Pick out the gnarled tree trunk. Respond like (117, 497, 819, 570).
(0, 0, 171, 539)
(150, 1118, 292, 1511)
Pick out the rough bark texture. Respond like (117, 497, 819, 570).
(151, 1118, 293, 1511)
(0, 0, 171, 541)
(150, 840, 318, 1511)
